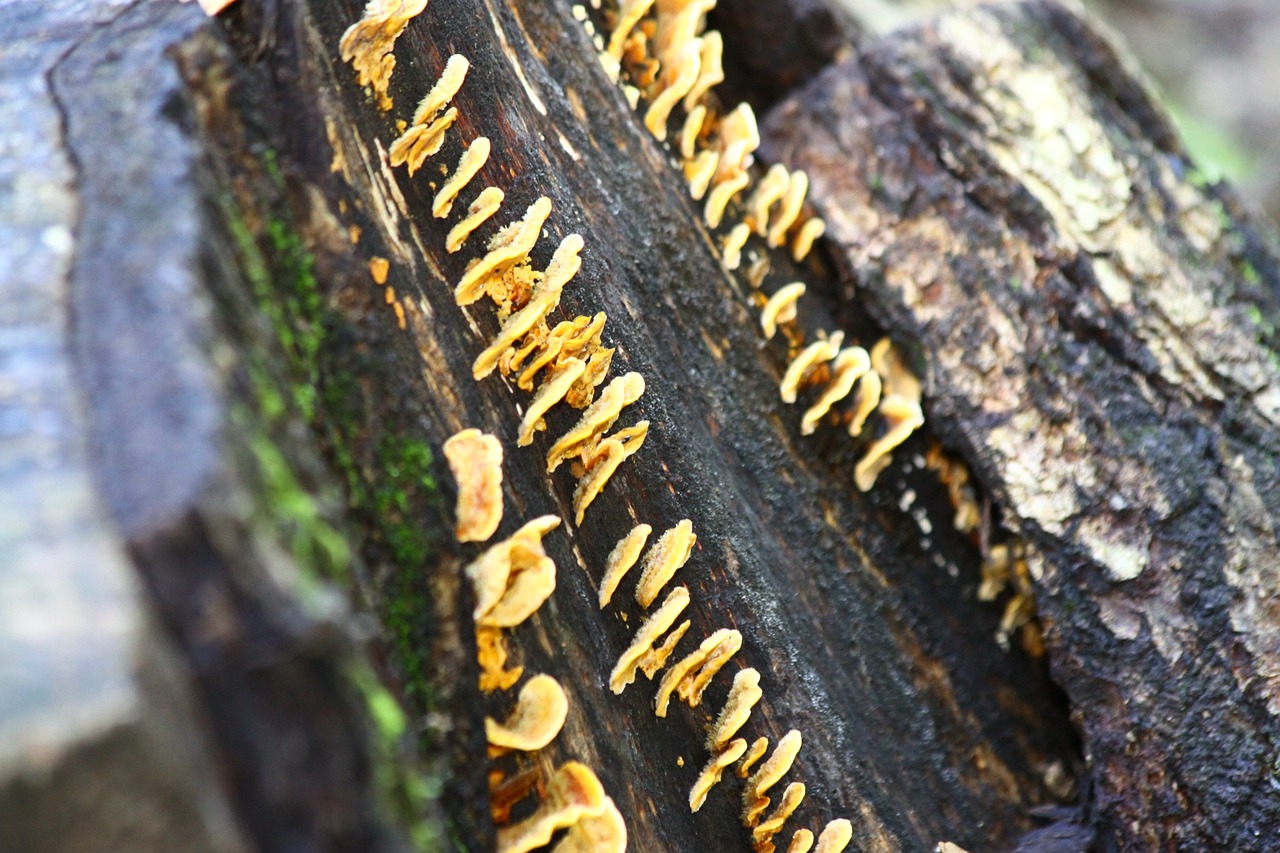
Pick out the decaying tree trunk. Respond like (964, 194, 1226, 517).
(3, 1, 1278, 852)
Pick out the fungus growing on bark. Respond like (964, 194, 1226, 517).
(722, 222, 751, 271)
(466, 515, 561, 627)
(854, 395, 925, 492)
(801, 346, 870, 435)
(715, 103, 760, 182)
(485, 674, 569, 752)
(684, 30, 724, 109)
(689, 738, 748, 812)
(606, 0, 656, 61)
(767, 170, 808, 249)
(477, 624, 523, 692)
(680, 104, 708, 160)
(685, 150, 720, 201)
(707, 668, 763, 751)
(787, 829, 815, 853)
(705, 171, 751, 229)
(738, 736, 769, 778)
(389, 54, 469, 174)
(846, 369, 881, 438)
(369, 256, 390, 284)
(638, 619, 692, 678)
(869, 336, 922, 402)
(813, 819, 852, 853)
(634, 519, 696, 608)
(752, 783, 805, 851)
(744, 729, 801, 826)
(446, 186, 505, 253)
(554, 796, 628, 853)
(610, 585, 691, 693)
(443, 428, 504, 542)
(434, 137, 491, 217)
(654, 628, 742, 715)
(572, 421, 649, 524)
(338, 0, 429, 111)
(791, 217, 825, 262)
(780, 333, 844, 404)
(760, 282, 806, 340)
(456, 196, 553, 305)
(518, 358, 587, 446)
(547, 372, 646, 473)
(645, 40, 701, 141)
(748, 164, 790, 235)
(597, 522, 652, 607)
(496, 762, 609, 853)
(473, 234, 585, 380)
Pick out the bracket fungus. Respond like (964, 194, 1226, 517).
(434, 136, 491, 218)
(446, 186, 505, 253)
(477, 624, 523, 692)
(634, 518, 696, 608)
(466, 515, 561, 628)
(744, 729, 802, 826)
(597, 522, 652, 607)
(654, 627, 742, 715)
(722, 222, 751, 271)
(553, 796, 628, 853)
(389, 54, 468, 175)
(443, 428, 504, 542)
(767, 169, 809, 249)
(518, 357, 587, 446)
(760, 282, 806, 340)
(572, 421, 649, 524)
(715, 103, 760, 183)
(705, 170, 751, 229)
(685, 150, 720, 201)
(790, 217, 826, 263)
(738, 736, 770, 778)
(609, 585, 691, 693)
(787, 829, 815, 853)
(690, 738, 748, 812)
(547, 371, 645, 474)
(801, 346, 871, 436)
(455, 196, 553, 305)
(780, 332, 844, 404)
(707, 667, 763, 751)
(495, 762, 609, 853)
(680, 104, 708, 160)
(813, 819, 853, 853)
(645, 39, 701, 141)
(338, 0, 429, 110)
(752, 782, 806, 850)
(485, 673, 569, 752)
(748, 164, 791, 236)
(854, 395, 925, 492)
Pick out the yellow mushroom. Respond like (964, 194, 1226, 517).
(684, 30, 724, 110)
(485, 674, 569, 751)
(496, 762, 609, 853)
(552, 796, 627, 853)
(455, 197, 553, 305)
(476, 624, 523, 692)
(645, 39, 701, 141)
(846, 369, 882, 438)
(654, 628, 741, 716)
(597, 523, 652, 608)
(744, 729, 802, 826)
(573, 421, 649, 524)
(442, 428, 504, 542)
(706, 667, 762, 751)
(610, 585, 690, 693)
(768, 169, 809, 248)
(518, 358, 587, 447)
(434, 137, 491, 218)
(801, 346, 870, 436)
(466, 515, 561, 626)
(722, 222, 751, 271)
(748, 164, 791, 236)
(788, 829, 815, 853)
(715, 103, 760, 182)
(752, 782, 806, 848)
(606, 0, 656, 61)
(869, 336, 923, 402)
(705, 171, 751, 229)
(760, 282, 806, 340)
(853, 395, 924, 492)
(639, 619, 691, 678)
(738, 736, 769, 778)
(548, 372, 646, 474)
(634, 519, 696, 608)
(473, 234, 584, 380)
(446, 186, 505, 253)
(791, 217, 826, 262)
(780, 332, 844, 404)
(337, 0, 429, 111)
(680, 104, 707, 160)
(685, 150, 720, 201)
(689, 738, 748, 812)
(814, 819, 853, 853)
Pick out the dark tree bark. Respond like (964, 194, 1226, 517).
(3, 1, 1277, 852)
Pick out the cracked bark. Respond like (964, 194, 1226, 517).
(6, 0, 1278, 852)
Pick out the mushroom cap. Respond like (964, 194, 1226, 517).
(485, 673, 569, 751)
(552, 796, 627, 852)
